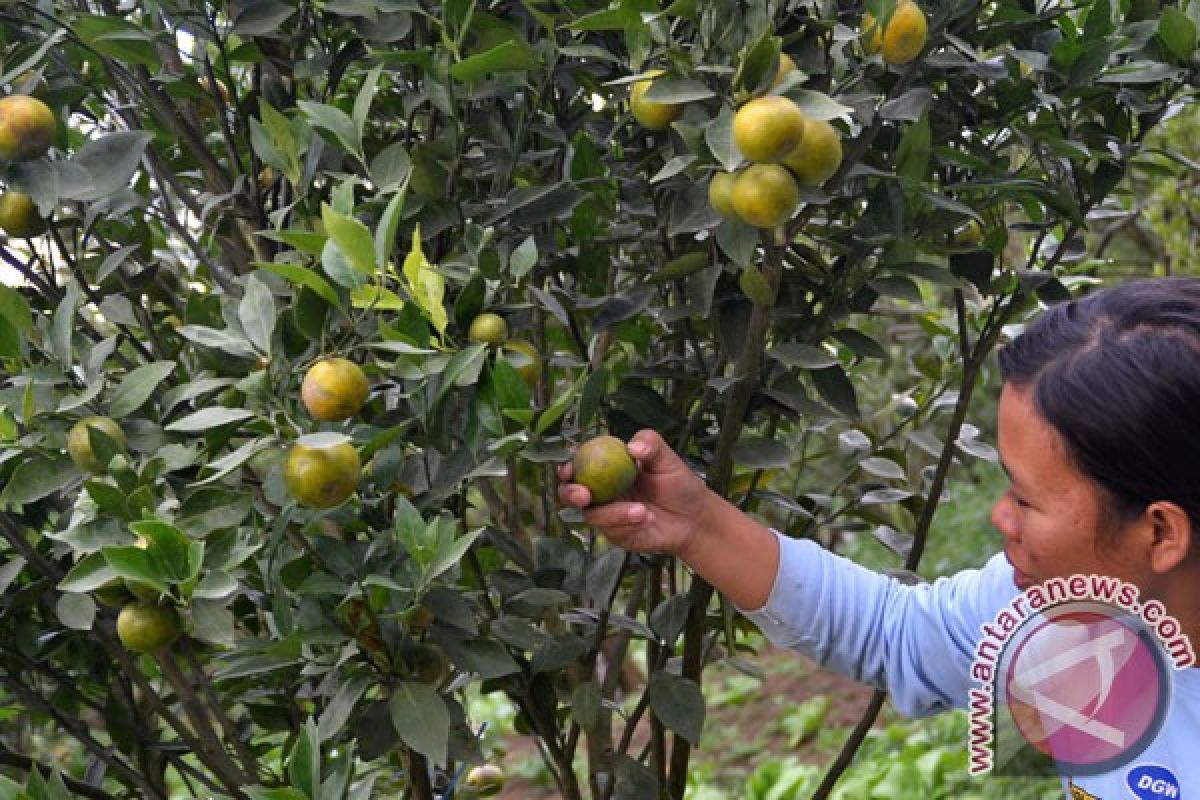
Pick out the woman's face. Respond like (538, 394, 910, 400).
(990, 384, 1148, 591)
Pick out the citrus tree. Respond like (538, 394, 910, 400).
(0, 1, 1195, 799)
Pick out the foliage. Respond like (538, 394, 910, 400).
(0, 0, 1195, 798)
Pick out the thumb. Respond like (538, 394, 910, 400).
(626, 429, 683, 474)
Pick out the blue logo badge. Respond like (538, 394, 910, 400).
(1126, 765, 1180, 800)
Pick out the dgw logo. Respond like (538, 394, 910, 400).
(1126, 765, 1180, 800)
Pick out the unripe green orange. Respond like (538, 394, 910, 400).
(284, 440, 361, 509)
(67, 416, 126, 473)
(573, 435, 638, 506)
(117, 603, 182, 653)
(301, 358, 369, 421)
(468, 312, 508, 346)
(733, 95, 808, 163)
(0, 191, 46, 237)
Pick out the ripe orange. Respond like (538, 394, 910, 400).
(117, 603, 182, 652)
(468, 312, 508, 346)
(708, 171, 739, 220)
(284, 440, 361, 509)
(301, 358, 369, 421)
(0, 191, 46, 238)
(882, 2, 928, 65)
(782, 119, 843, 187)
(731, 164, 800, 229)
(573, 435, 638, 505)
(733, 96, 808, 163)
(67, 416, 126, 473)
(629, 71, 684, 131)
(0, 94, 56, 162)
(500, 340, 543, 386)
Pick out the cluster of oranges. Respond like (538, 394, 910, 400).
(627, 3, 929, 230)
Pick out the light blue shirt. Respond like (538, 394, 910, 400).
(741, 532, 1198, 799)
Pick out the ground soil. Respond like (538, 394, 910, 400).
(492, 645, 878, 799)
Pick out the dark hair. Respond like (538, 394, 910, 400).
(998, 278, 1200, 542)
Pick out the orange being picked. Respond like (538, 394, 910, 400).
(573, 435, 638, 506)
(301, 358, 369, 421)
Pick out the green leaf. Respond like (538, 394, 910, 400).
(643, 77, 715, 104)
(374, 182, 410, 268)
(233, 2, 297, 35)
(246, 790, 310, 800)
(369, 142, 412, 191)
(319, 676, 370, 742)
(486, 184, 587, 227)
(509, 235, 538, 278)
(260, 262, 343, 309)
(786, 89, 853, 121)
(164, 407, 255, 433)
(647, 672, 705, 745)
(812, 365, 860, 417)
(130, 519, 204, 583)
(58, 553, 117, 592)
(426, 529, 484, 584)
(0, 284, 32, 336)
(388, 682, 449, 766)
(239, 275, 276, 355)
(402, 226, 448, 339)
(322, 204, 376, 275)
(1159, 7, 1198, 60)
(73, 15, 157, 67)
(352, 65, 383, 143)
(0, 455, 77, 509)
(705, 106, 739, 171)
(535, 374, 583, 435)
(101, 548, 168, 596)
(287, 718, 320, 800)
(298, 101, 361, 158)
(731, 436, 793, 469)
(56, 592, 95, 631)
(896, 114, 931, 182)
(770, 342, 837, 369)
(85, 480, 131, 519)
(175, 325, 259, 360)
(66, 132, 153, 202)
(109, 361, 175, 418)
(451, 40, 537, 82)
(0, 318, 18, 360)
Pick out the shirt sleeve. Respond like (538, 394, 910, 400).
(738, 531, 1019, 717)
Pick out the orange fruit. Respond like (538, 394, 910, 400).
(301, 358, 369, 421)
(782, 119, 843, 187)
(468, 312, 508, 346)
(733, 95, 808, 163)
(770, 53, 798, 88)
(284, 440, 361, 509)
(500, 340, 543, 386)
(463, 764, 505, 797)
(117, 603, 182, 652)
(731, 164, 800, 229)
(0, 94, 56, 162)
(0, 191, 46, 238)
(953, 219, 985, 246)
(573, 435, 638, 505)
(708, 172, 739, 220)
(882, 2, 928, 65)
(630, 71, 684, 131)
(67, 416, 126, 473)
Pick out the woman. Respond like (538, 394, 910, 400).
(559, 278, 1200, 797)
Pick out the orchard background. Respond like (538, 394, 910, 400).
(0, 0, 1196, 798)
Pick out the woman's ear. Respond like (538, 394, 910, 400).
(1144, 501, 1193, 574)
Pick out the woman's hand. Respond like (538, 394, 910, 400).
(557, 429, 712, 557)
